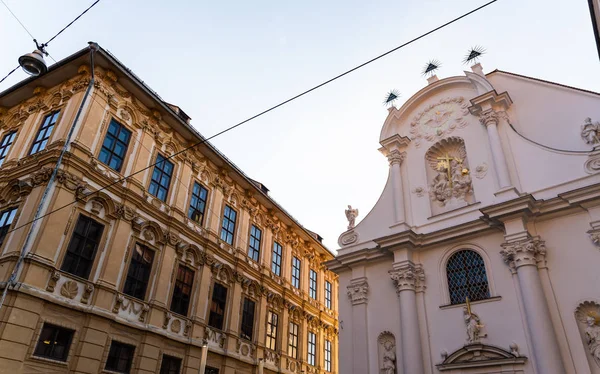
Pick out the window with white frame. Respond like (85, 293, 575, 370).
(307, 331, 316, 366)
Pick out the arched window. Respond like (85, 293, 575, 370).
(446, 250, 490, 305)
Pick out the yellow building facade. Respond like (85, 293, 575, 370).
(0, 43, 338, 374)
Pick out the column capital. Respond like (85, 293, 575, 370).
(346, 278, 369, 305)
(478, 109, 507, 127)
(389, 263, 425, 293)
(387, 150, 406, 166)
(500, 236, 546, 268)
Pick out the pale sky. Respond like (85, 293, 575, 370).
(1, 0, 599, 250)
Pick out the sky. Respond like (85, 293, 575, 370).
(1, 0, 599, 251)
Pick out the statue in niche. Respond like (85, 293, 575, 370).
(464, 298, 486, 344)
(345, 205, 359, 230)
(582, 118, 600, 146)
(585, 315, 600, 366)
(378, 332, 397, 374)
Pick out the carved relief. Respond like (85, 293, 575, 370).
(46, 271, 61, 292)
(81, 284, 94, 304)
(575, 301, 600, 369)
(500, 237, 546, 268)
(347, 280, 369, 305)
(411, 186, 426, 197)
(236, 339, 256, 358)
(582, 118, 600, 146)
(584, 150, 600, 175)
(425, 137, 473, 211)
(378, 332, 397, 374)
(60, 281, 79, 299)
(112, 294, 149, 322)
(474, 163, 488, 179)
(171, 319, 182, 333)
(589, 229, 600, 247)
(387, 150, 406, 166)
(205, 327, 226, 348)
(409, 97, 470, 147)
(339, 230, 358, 247)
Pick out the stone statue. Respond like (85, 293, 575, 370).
(582, 118, 600, 146)
(585, 315, 600, 366)
(464, 306, 486, 344)
(430, 166, 452, 204)
(381, 341, 396, 374)
(450, 159, 472, 199)
(345, 205, 359, 230)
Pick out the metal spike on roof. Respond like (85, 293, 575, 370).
(422, 59, 441, 77)
(383, 90, 400, 107)
(464, 46, 486, 64)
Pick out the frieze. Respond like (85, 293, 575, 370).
(112, 293, 150, 323)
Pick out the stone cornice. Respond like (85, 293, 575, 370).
(479, 195, 539, 223)
(468, 89, 513, 115)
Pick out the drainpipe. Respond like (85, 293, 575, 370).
(0, 42, 98, 312)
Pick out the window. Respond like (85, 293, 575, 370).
(61, 215, 104, 279)
(240, 298, 256, 341)
(170, 265, 194, 316)
(209, 283, 228, 330)
(30, 110, 59, 155)
(105, 341, 135, 373)
(307, 331, 316, 366)
(0, 207, 17, 247)
(33, 323, 74, 361)
(205, 368, 219, 374)
(148, 153, 174, 202)
(288, 322, 299, 358)
(0, 130, 16, 166)
(271, 242, 282, 276)
(123, 244, 155, 300)
(248, 225, 261, 262)
(188, 182, 208, 224)
(446, 249, 491, 305)
(99, 119, 131, 172)
(309, 269, 317, 299)
(291, 257, 301, 289)
(160, 355, 181, 374)
(324, 340, 332, 372)
(325, 281, 332, 309)
(266, 311, 278, 350)
(220, 205, 236, 245)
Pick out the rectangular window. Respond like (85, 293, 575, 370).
(160, 355, 181, 374)
(291, 257, 301, 289)
(325, 340, 332, 372)
(309, 269, 317, 299)
(0, 207, 17, 247)
(123, 244, 154, 300)
(271, 242, 282, 276)
(99, 119, 131, 172)
(248, 225, 261, 262)
(148, 153, 174, 202)
(307, 331, 316, 366)
(288, 322, 299, 359)
(0, 130, 16, 166)
(240, 298, 256, 341)
(266, 311, 278, 350)
(105, 340, 135, 373)
(30, 110, 59, 155)
(220, 205, 236, 245)
(33, 323, 74, 361)
(205, 368, 219, 374)
(188, 182, 208, 224)
(209, 283, 228, 330)
(170, 265, 194, 316)
(61, 215, 104, 279)
(325, 281, 332, 309)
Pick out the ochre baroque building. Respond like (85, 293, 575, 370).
(0, 43, 338, 374)
(328, 63, 600, 374)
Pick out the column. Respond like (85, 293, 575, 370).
(500, 237, 565, 373)
(346, 278, 369, 374)
(389, 263, 425, 374)
(479, 110, 511, 189)
(387, 150, 407, 224)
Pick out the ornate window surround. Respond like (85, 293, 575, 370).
(438, 243, 500, 308)
(186, 179, 211, 227)
(95, 117, 135, 174)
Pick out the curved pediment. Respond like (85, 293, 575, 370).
(437, 343, 527, 371)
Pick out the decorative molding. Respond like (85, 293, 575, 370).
(584, 149, 600, 175)
(59, 280, 79, 299)
(437, 343, 526, 371)
(409, 96, 470, 148)
(412, 186, 426, 197)
(500, 236, 546, 268)
(46, 271, 61, 292)
(477, 109, 507, 128)
(81, 284, 94, 304)
(389, 264, 425, 293)
(387, 150, 406, 166)
(347, 279, 369, 305)
(474, 163, 488, 179)
(339, 230, 358, 247)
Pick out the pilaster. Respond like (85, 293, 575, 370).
(346, 277, 369, 374)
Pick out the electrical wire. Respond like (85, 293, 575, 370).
(44, 0, 100, 47)
(5, 0, 499, 236)
(0, 65, 19, 85)
(507, 122, 591, 154)
(0, 0, 35, 39)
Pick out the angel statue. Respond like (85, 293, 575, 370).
(345, 205, 359, 230)
(585, 315, 600, 365)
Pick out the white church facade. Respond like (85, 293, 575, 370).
(326, 64, 600, 374)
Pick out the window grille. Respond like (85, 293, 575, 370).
(309, 269, 317, 299)
(266, 311, 278, 350)
(288, 322, 299, 358)
(446, 249, 490, 304)
(325, 281, 332, 309)
(307, 331, 316, 366)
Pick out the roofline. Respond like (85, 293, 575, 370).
(0, 43, 335, 258)
(589, 0, 600, 60)
(485, 69, 600, 96)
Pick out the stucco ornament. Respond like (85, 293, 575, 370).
(409, 97, 470, 148)
(389, 264, 425, 293)
(345, 205, 359, 230)
(474, 163, 488, 179)
(500, 237, 546, 268)
(426, 138, 473, 207)
(464, 306, 486, 344)
(347, 280, 369, 305)
(581, 118, 600, 146)
(60, 280, 79, 299)
(585, 315, 600, 366)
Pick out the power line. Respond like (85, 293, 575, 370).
(0, 65, 19, 85)
(5, 0, 499, 235)
(44, 0, 100, 46)
(0, 0, 35, 39)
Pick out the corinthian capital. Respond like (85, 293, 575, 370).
(347, 279, 369, 305)
(478, 109, 507, 127)
(387, 150, 406, 166)
(500, 236, 546, 268)
(389, 264, 425, 293)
